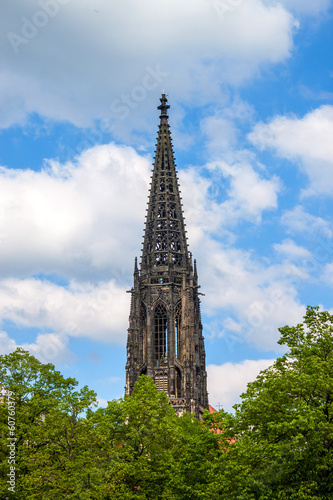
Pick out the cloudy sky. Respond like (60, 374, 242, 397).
(1, 0, 332, 411)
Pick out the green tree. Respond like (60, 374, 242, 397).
(215, 306, 333, 499)
(90, 375, 223, 500)
(90, 375, 181, 499)
(13, 313, 333, 500)
(23, 384, 98, 499)
(0, 348, 97, 499)
(0, 352, 223, 499)
(169, 411, 222, 500)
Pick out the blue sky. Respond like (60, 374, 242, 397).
(1, 0, 332, 411)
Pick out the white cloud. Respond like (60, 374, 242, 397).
(96, 396, 109, 408)
(178, 156, 306, 354)
(213, 161, 281, 222)
(23, 332, 74, 364)
(273, 238, 312, 259)
(180, 158, 281, 242)
(0, 331, 17, 355)
(0, 139, 287, 352)
(0, 130, 311, 357)
(0, 239, 307, 354)
(323, 262, 333, 286)
(281, 205, 333, 238)
(195, 238, 306, 350)
(278, 0, 332, 16)
(1, 0, 295, 130)
(299, 85, 333, 102)
(0, 278, 129, 343)
(106, 376, 121, 384)
(200, 99, 254, 154)
(201, 116, 238, 152)
(0, 143, 150, 280)
(248, 105, 333, 196)
(0, 329, 73, 364)
(207, 358, 276, 411)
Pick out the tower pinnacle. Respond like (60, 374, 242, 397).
(157, 92, 170, 118)
(141, 93, 188, 273)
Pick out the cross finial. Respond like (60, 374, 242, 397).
(158, 92, 170, 119)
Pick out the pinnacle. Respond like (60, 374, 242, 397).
(157, 92, 170, 119)
(141, 95, 189, 273)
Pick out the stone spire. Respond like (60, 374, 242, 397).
(125, 93, 209, 419)
(141, 92, 189, 274)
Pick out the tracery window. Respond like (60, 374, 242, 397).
(154, 303, 167, 365)
(140, 302, 147, 364)
(175, 301, 181, 359)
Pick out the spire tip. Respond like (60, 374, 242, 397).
(158, 92, 170, 118)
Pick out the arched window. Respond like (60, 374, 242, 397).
(175, 366, 182, 398)
(175, 301, 181, 359)
(154, 303, 167, 365)
(140, 302, 147, 364)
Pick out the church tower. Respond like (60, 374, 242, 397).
(125, 93, 209, 418)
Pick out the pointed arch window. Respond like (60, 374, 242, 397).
(154, 304, 167, 365)
(175, 301, 181, 359)
(140, 302, 147, 364)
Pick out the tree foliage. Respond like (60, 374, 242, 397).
(1, 306, 333, 498)
(214, 306, 333, 499)
(0, 348, 97, 499)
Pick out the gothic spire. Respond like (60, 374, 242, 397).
(141, 93, 189, 273)
(125, 94, 209, 419)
